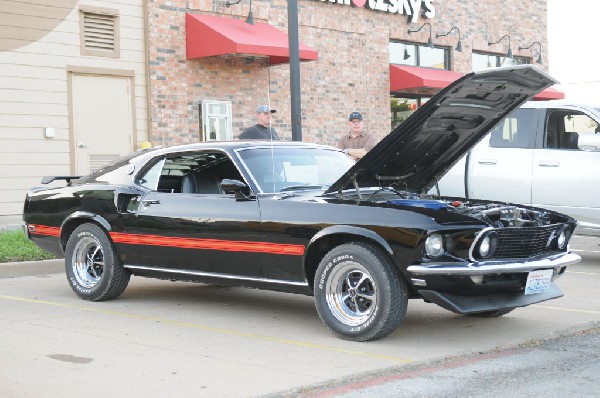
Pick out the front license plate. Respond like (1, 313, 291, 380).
(525, 269, 553, 295)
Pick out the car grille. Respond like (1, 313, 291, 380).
(492, 225, 560, 259)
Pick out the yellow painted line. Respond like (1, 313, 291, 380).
(533, 304, 600, 315)
(0, 294, 413, 364)
(566, 270, 600, 276)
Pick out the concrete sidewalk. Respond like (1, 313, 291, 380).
(0, 259, 64, 278)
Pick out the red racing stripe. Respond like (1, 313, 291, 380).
(29, 224, 61, 237)
(109, 232, 305, 256)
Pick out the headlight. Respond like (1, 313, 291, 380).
(477, 232, 497, 259)
(425, 234, 445, 257)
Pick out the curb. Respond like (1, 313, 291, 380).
(0, 259, 64, 278)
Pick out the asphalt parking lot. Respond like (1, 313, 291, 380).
(1, 236, 599, 397)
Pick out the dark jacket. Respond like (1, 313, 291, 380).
(238, 124, 279, 140)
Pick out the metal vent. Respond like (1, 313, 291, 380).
(83, 12, 116, 53)
(89, 154, 120, 173)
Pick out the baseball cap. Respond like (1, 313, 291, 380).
(348, 111, 363, 121)
(256, 105, 276, 113)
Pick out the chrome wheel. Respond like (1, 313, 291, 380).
(71, 236, 104, 288)
(325, 261, 377, 326)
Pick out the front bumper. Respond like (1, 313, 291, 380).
(406, 251, 579, 314)
(419, 283, 563, 314)
(407, 251, 581, 276)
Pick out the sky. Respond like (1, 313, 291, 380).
(547, 0, 599, 104)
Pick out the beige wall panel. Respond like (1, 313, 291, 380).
(0, 1, 78, 19)
(0, 152, 67, 165)
(0, 76, 66, 92)
(0, 51, 146, 70)
(0, 102, 67, 116)
(0, 164, 68, 178)
(1, 64, 71, 80)
(0, 177, 43, 189)
(0, 28, 74, 46)
(0, 37, 144, 55)
(0, 15, 78, 34)
(0, 203, 25, 217)
(4, 190, 30, 203)
(1, 114, 69, 129)
(0, 127, 68, 140)
(0, 89, 66, 104)
(1, 139, 69, 152)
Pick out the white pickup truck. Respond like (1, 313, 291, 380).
(437, 101, 600, 237)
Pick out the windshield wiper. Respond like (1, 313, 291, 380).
(280, 184, 326, 192)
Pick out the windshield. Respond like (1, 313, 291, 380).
(237, 147, 354, 193)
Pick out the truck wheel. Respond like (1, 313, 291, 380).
(65, 223, 130, 301)
(314, 242, 407, 341)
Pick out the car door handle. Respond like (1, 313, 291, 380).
(538, 161, 559, 167)
(477, 159, 497, 165)
(141, 199, 160, 206)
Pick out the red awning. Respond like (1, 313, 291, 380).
(533, 86, 565, 100)
(389, 64, 463, 94)
(186, 13, 318, 65)
(390, 64, 564, 100)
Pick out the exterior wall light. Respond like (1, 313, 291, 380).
(225, 0, 254, 25)
(519, 41, 543, 64)
(436, 26, 462, 52)
(488, 34, 513, 59)
(408, 23, 434, 49)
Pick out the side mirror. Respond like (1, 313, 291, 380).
(577, 134, 600, 151)
(220, 179, 251, 199)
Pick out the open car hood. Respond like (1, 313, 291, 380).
(326, 65, 557, 195)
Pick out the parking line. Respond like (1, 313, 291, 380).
(533, 304, 600, 315)
(0, 294, 414, 364)
(567, 270, 600, 276)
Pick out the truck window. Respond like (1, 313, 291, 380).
(489, 108, 534, 149)
(545, 110, 599, 150)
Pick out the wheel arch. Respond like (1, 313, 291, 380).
(60, 212, 112, 250)
(303, 225, 395, 291)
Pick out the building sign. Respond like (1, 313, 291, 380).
(316, 0, 435, 22)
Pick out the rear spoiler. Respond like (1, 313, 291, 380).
(41, 176, 81, 184)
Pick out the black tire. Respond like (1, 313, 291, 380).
(64, 223, 130, 301)
(314, 242, 408, 341)
(468, 308, 515, 318)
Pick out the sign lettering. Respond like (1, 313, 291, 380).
(318, 0, 435, 22)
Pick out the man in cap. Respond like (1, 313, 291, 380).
(238, 104, 280, 140)
(337, 111, 376, 160)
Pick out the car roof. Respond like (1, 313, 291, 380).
(521, 100, 600, 109)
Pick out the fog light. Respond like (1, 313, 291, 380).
(470, 275, 484, 284)
(425, 234, 445, 257)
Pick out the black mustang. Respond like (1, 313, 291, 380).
(23, 66, 580, 341)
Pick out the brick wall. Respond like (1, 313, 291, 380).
(147, 0, 548, 147)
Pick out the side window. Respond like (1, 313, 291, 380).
(135, 151, 245, 194)
(489, 108, 534, 149)
(545, 110, 599, 150)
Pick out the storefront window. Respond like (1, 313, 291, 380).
(389, 42, 448, 128)
(472, 52, 530, 72)
(389, 42, 448, 69)
(391, 97, 430, 129)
